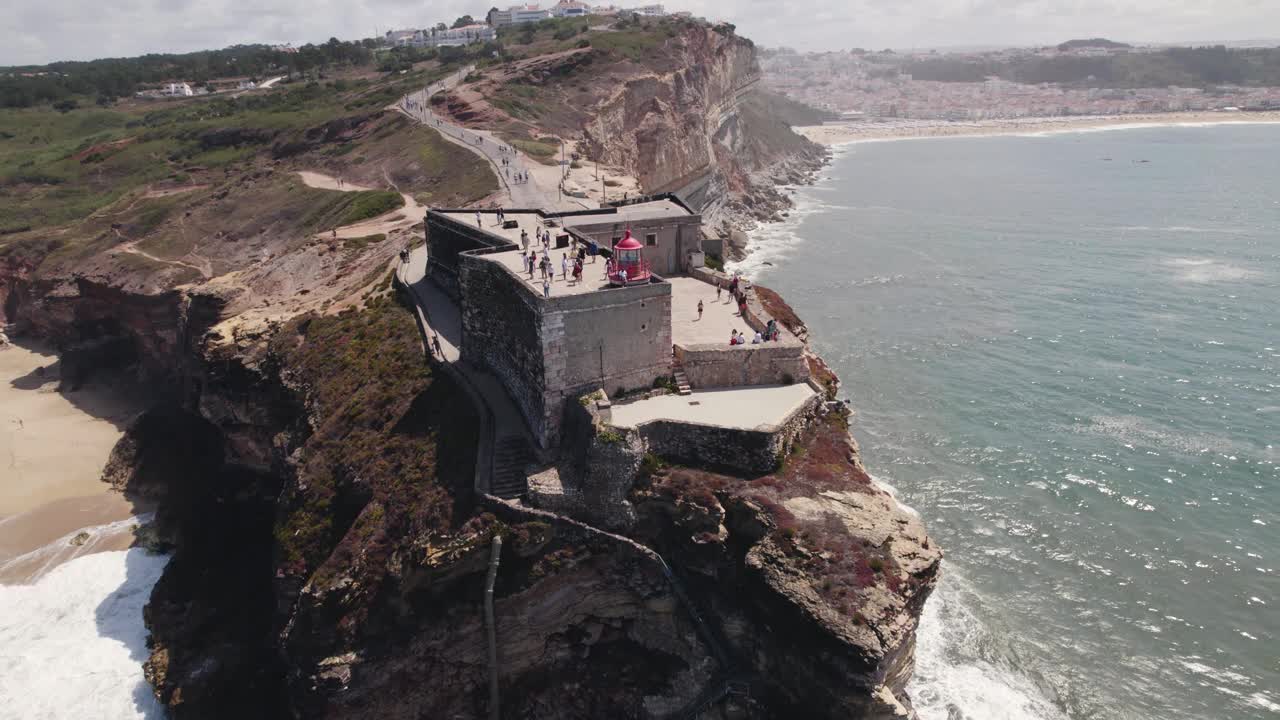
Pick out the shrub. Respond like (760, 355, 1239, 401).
(597, 429, 624, 444)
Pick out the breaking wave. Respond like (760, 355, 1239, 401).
(0, 547, 168, 719)
(909, 572, 1067, 720)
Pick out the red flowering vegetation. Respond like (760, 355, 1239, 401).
(651, 467, 731, 513)
(752, 283, 805, 337)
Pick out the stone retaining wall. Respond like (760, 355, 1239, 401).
(674, 342, 808, 389)
(618, 390, 823, 476)
(426, 210, 521, 298)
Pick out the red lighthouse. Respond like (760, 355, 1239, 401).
(607, 228, 651, 286)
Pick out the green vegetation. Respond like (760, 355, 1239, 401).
(270, 295, 479, 575)
(509, 137, 559, 161)
(0, 39, 376, 109)
(337, 190, 403, 225)
(597, 429, 625, 445)
(0, 67, 458, 237)
(343, 233, 386, 252)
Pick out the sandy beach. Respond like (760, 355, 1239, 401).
(0, 341, 143, 583)
(795, 111, 1280, 146)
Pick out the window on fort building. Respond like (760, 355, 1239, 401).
(612, 235, 622, 246)
(645, 233, 657, 247)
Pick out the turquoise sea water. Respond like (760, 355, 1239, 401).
(735, 125, 1279, 720)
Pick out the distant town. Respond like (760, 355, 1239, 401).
(763, 40, 1280, 120)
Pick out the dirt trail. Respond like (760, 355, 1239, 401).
(108, 229, 210, 279)
(295, 170, 425, 240)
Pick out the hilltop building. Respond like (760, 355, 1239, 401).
(426, 196, 811, 450)
(551, 0, 591, 17)
(487, 5, 553, 26)
(385, 25, 496, 48)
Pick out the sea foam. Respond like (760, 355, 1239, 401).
(0, 548, 168, 719)
(908, 573, 1067, 720)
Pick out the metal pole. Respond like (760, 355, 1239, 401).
(485, 534, 503, 720)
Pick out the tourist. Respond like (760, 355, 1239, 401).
(543, 278, 551, 298)
(752, 331, 763, 344)
(527, 252, 535, 278)
(521, 229, 529, 250)
(432, 334, 443, 358)
(729, 329, 739, 346)
(697, 299, 703, 320)
(561, 253, 569, 280)
(476, 211, 482, 228)
(618, 267, 628, 284)
(716, 280, 722, 301)
(497, 206, 505, 223)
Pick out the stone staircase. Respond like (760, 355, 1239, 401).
(491, 435, 532, 499)
(672, 356, 692, 396)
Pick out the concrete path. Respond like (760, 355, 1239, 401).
(395, 66, 582, 211)
(399, 245, 536, 454)
(668, 276, 748, 346)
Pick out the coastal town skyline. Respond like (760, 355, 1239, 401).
(5, 0, 1280, 67)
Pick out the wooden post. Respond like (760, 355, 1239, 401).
(485, 534, 503, 720)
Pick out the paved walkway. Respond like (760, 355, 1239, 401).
(609, 383, 816, 431)
(399, 245, 535, 450)
(668, 276, 748, 346)
(396, 66, 577, 210)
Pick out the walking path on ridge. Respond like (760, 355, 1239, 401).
(296, 170, 427, 240)
(395, 66, 586, 211)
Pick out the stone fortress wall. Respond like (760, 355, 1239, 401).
(427, 201, 814, 452)
(424, 210, 518, 298)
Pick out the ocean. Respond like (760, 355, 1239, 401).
(734, 124, 1279, 720)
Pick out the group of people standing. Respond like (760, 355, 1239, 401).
(716, 272, 751, 317)
(721, 273, 782, 345)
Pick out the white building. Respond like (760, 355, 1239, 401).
(430, 24, 497, 46)
(387, 24, 496, 48)
(162, 83, 194, 97)
(487, 4, 553, 26)
(551, 0, 590, 17)
(384, 29, 418, 46)
(630, 3, 665, 16)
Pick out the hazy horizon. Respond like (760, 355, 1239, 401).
(4, 0, 1279, 67)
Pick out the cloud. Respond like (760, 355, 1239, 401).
(2, 0, 1277, 66)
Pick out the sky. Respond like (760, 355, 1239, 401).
(3, 0, 1279, 66)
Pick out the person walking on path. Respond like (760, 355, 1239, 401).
(497, 206, 505, 224)
(697, 299, 704, 320)
(561, 253, 569, 281)
(432, 334, 443, 359)
(521, 229, 529, 251)
(476, 211, 483, 228)
(716, 280, 722, 301)
(543, 278, 551, 298)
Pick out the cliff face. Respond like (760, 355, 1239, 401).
(579, 27, 827, 241)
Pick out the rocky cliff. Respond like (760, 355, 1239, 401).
(0, 26, 938, 720)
